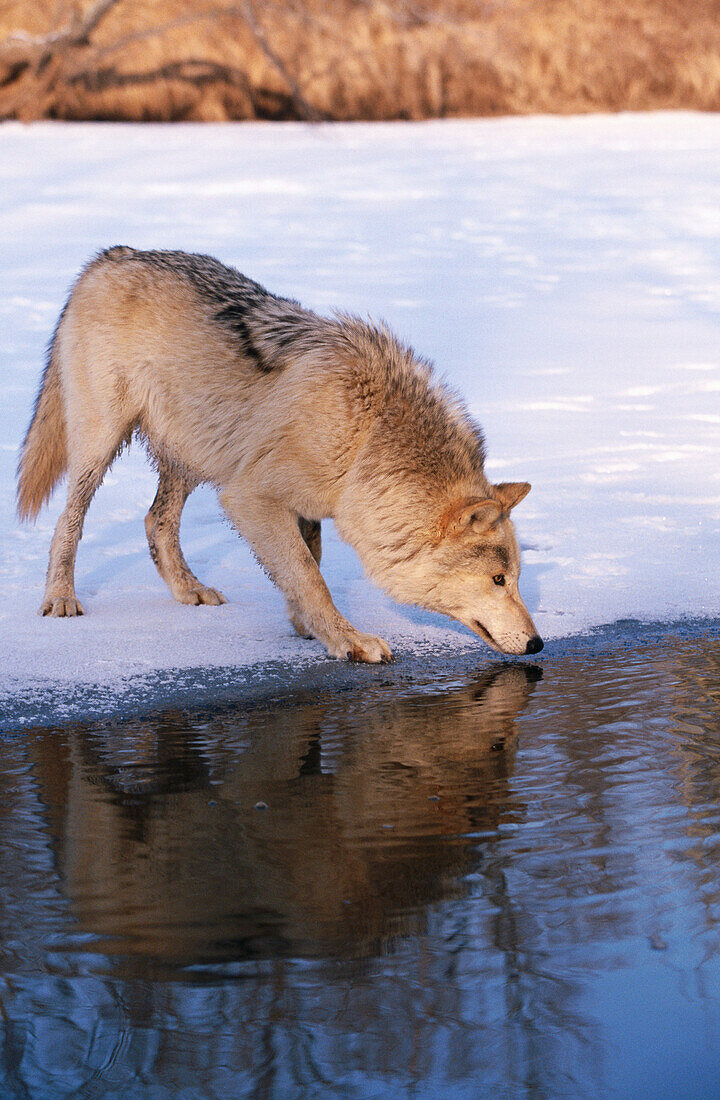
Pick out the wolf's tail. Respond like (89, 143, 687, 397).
(16, 323, 68, 523)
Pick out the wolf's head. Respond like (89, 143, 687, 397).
(358, 480, 543, 657)
(426, 481, 542, 655)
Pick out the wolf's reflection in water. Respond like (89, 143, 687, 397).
(28, 664, 541, 965)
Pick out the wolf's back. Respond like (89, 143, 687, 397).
(16, 320, 68, 522)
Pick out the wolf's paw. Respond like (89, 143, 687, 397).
(40, 595, 84, 617)
(331, 630, 393, 664)
(176, 586, 227, 606)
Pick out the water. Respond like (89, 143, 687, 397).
(1, 628, 720, 1098)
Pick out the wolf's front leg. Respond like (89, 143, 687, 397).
(219, 487, 392, 663)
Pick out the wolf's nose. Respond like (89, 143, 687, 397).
(525, 635, 544, 655)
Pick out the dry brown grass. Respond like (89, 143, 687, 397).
(1, 0, 719, 122)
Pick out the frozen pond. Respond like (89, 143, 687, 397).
(1, 621, 719, 1098)
(1, 114, 719, 694)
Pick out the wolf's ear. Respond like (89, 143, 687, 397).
(493, 482, 531, 511)
(440, 497, 503, 539)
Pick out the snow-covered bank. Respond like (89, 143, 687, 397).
(1, 114, 719, 700)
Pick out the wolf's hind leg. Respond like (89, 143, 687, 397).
(40, 460, 110, 616)
(220, 486, 391, 663)
(288, 517, 322, 638)
(145, 462, 226, 606)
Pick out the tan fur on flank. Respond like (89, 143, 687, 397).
(17, 247, 542, 662)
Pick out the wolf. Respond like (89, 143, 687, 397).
(16, 247, 543, 663)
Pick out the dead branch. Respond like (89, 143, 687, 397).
(0, 0, 320, 122)
(238, 0, 321, 121)
(0, 0, 123, 58)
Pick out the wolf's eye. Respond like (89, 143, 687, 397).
(493, 574, 506, 586)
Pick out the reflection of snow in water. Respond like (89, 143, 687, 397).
(0, 113, 718, 698)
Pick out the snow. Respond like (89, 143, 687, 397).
(1, 113, 719, 699)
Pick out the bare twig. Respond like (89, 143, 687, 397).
(0, 0, 127, 119)
(240, 0, 321, 120)
(0, 0, 123, 56)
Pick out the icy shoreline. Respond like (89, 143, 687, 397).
(2, 617, 718, 733)
(1, 114, 718, 705)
